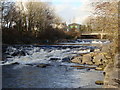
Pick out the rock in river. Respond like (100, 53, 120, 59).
(70, 65, 85, 68)
(11, 62, 19, 65)
(62, 57, 71, 62)
(93, 52, 108, 65)
(82, 54, 93, 65)
(95, 80, 104, 85)
(36, 64, 51, 68)
(95, 67, 104, 71)
(71, 56, 82, 64)
(49, 58, 61, 61)
(11, 51, 26, 56)
(77, 67, 86, 69)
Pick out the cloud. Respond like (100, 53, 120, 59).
(15, 0, 94, 24)
(52, 0, 94, 24)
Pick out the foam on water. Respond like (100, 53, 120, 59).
(2, 39, 110, 66)
(59, 39, 110, 45)
(2, 46, 93, 65)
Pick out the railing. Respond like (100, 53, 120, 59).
(81, 31, 108, 35)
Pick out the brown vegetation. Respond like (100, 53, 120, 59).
(1, 1, 67, 44)
(84, 0, 119, 88)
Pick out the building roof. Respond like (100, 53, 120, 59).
(68, 23, 80, 26)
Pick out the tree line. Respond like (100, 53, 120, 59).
(84, 0, 119, 49)
(2, 0, 119, 45)
(2, 0, 67, 44)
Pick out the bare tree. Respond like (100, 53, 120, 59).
(89, 0, 119, 51)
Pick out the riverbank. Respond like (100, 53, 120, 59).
(70, 42, 119, 88)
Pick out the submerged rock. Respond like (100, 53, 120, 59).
(11, 51, 26, 56)
(86, 66, 96, 69)
(62, 57, 71, 62)
(36, 64, 51, 68)
(49, 58, 61, 61)
(25, 64, 34, 66)
(11, 62, 20, 65)
(95, 80, 104, 85)
(70, 65, 85, 68)
(70, 65, 96, 70)
(62, 57, 69, 61)
(95, 67, 104, 71)
(77, 67, 86, 69)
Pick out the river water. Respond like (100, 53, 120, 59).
(2, 39, 110, 88)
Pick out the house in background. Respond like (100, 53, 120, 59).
(51, 22, 81, 33)
(68, 23, 80, 32)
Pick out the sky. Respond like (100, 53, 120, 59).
(14, 0, 94, 24)
(49, 0, 93, 24)
(47, 0, 116, 24)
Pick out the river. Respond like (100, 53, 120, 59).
(2, 39, 110, 88)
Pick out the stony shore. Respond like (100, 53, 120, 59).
(70, 43, 120, 88)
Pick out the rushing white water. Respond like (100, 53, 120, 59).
(2, 39, 107, 88)
(2, 39, 110, 66)
(2, 45, 94, 65)
(59, 39, 110, 44)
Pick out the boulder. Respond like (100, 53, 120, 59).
(62, 57, 71, 62)
(82, 54, 93, 65)
(94, 48, 100, 52)
(89, 52, 96, 57)
(90, 49, 94, 52)
(93, 52, 108, 65)
(71, 56, 82, 64)
(101, 45, 110, 52)
(95, 80, 104, 85)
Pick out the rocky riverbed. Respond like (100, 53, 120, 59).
(2, 39, 112, 88)
(70, 42, 120, 88)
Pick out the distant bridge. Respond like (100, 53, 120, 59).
(81, 32, 109, 39)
